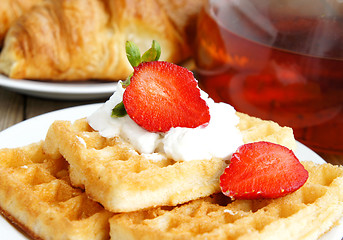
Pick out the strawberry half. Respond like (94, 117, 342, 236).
(123, 61, 210, 132)
(220, 141, 308, 200)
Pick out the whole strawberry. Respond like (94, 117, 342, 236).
(112, 40, 210, 132)
(220, 141, 309, 200)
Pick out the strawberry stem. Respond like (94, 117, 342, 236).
(122, 73, 133, 88)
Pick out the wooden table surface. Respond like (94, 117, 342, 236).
(0, 86, 342, 166)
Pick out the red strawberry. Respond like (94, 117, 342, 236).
(220, 141, 308, 200)
(123, 61, 210, 132)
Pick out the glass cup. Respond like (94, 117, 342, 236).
(194, 0, 343, 153)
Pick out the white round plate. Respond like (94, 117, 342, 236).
(0, 74, 117, 100)
(0, 104, 342, 239)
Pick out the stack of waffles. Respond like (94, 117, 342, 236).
(0, 113, 343, 240)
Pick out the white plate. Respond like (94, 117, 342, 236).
(0, 104, 342, 239)
(0, 74, 117, 100)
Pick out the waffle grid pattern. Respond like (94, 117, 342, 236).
(0, 142, 112, 240)
(110, 161, 343, 240)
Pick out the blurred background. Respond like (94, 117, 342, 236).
(0, 0, 342, 165)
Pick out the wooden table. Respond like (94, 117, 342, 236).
(0, 87, 342, 166)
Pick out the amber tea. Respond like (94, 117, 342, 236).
(195, 0, 343, 153)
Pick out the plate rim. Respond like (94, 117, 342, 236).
(0, 74, 117, 100)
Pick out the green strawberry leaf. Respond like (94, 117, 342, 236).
(111, 101, 127, 118)
(126, 41, 141, 67)
(142, 40, 161, 62)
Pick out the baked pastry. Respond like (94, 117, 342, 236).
(109, 161, 343, 240)
(0, 0, 43, 45)
(43, 114, 296, 213)
(0, 141, 112, 240)
(0, 0, 205, 81)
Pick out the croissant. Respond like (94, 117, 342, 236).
(0, 0, 44, 45)
(0, 0, 205, 81)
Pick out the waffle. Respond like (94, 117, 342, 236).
(0, 141, 112, 240)
(109, 161, 343, 240)
(236, 112, 296, 149)
(43, 113, 296, 213)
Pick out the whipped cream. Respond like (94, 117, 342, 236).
(87, 82, 243, 161)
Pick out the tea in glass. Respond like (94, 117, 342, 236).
(195, 0, 343, 153)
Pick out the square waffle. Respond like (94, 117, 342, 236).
(43, 113, 296, 213)
(109, 161, 343, 240)
(0, 141, 112, 240)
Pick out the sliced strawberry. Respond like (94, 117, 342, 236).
(123, 61, 210, 132)
(220, 141, 308, 200)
